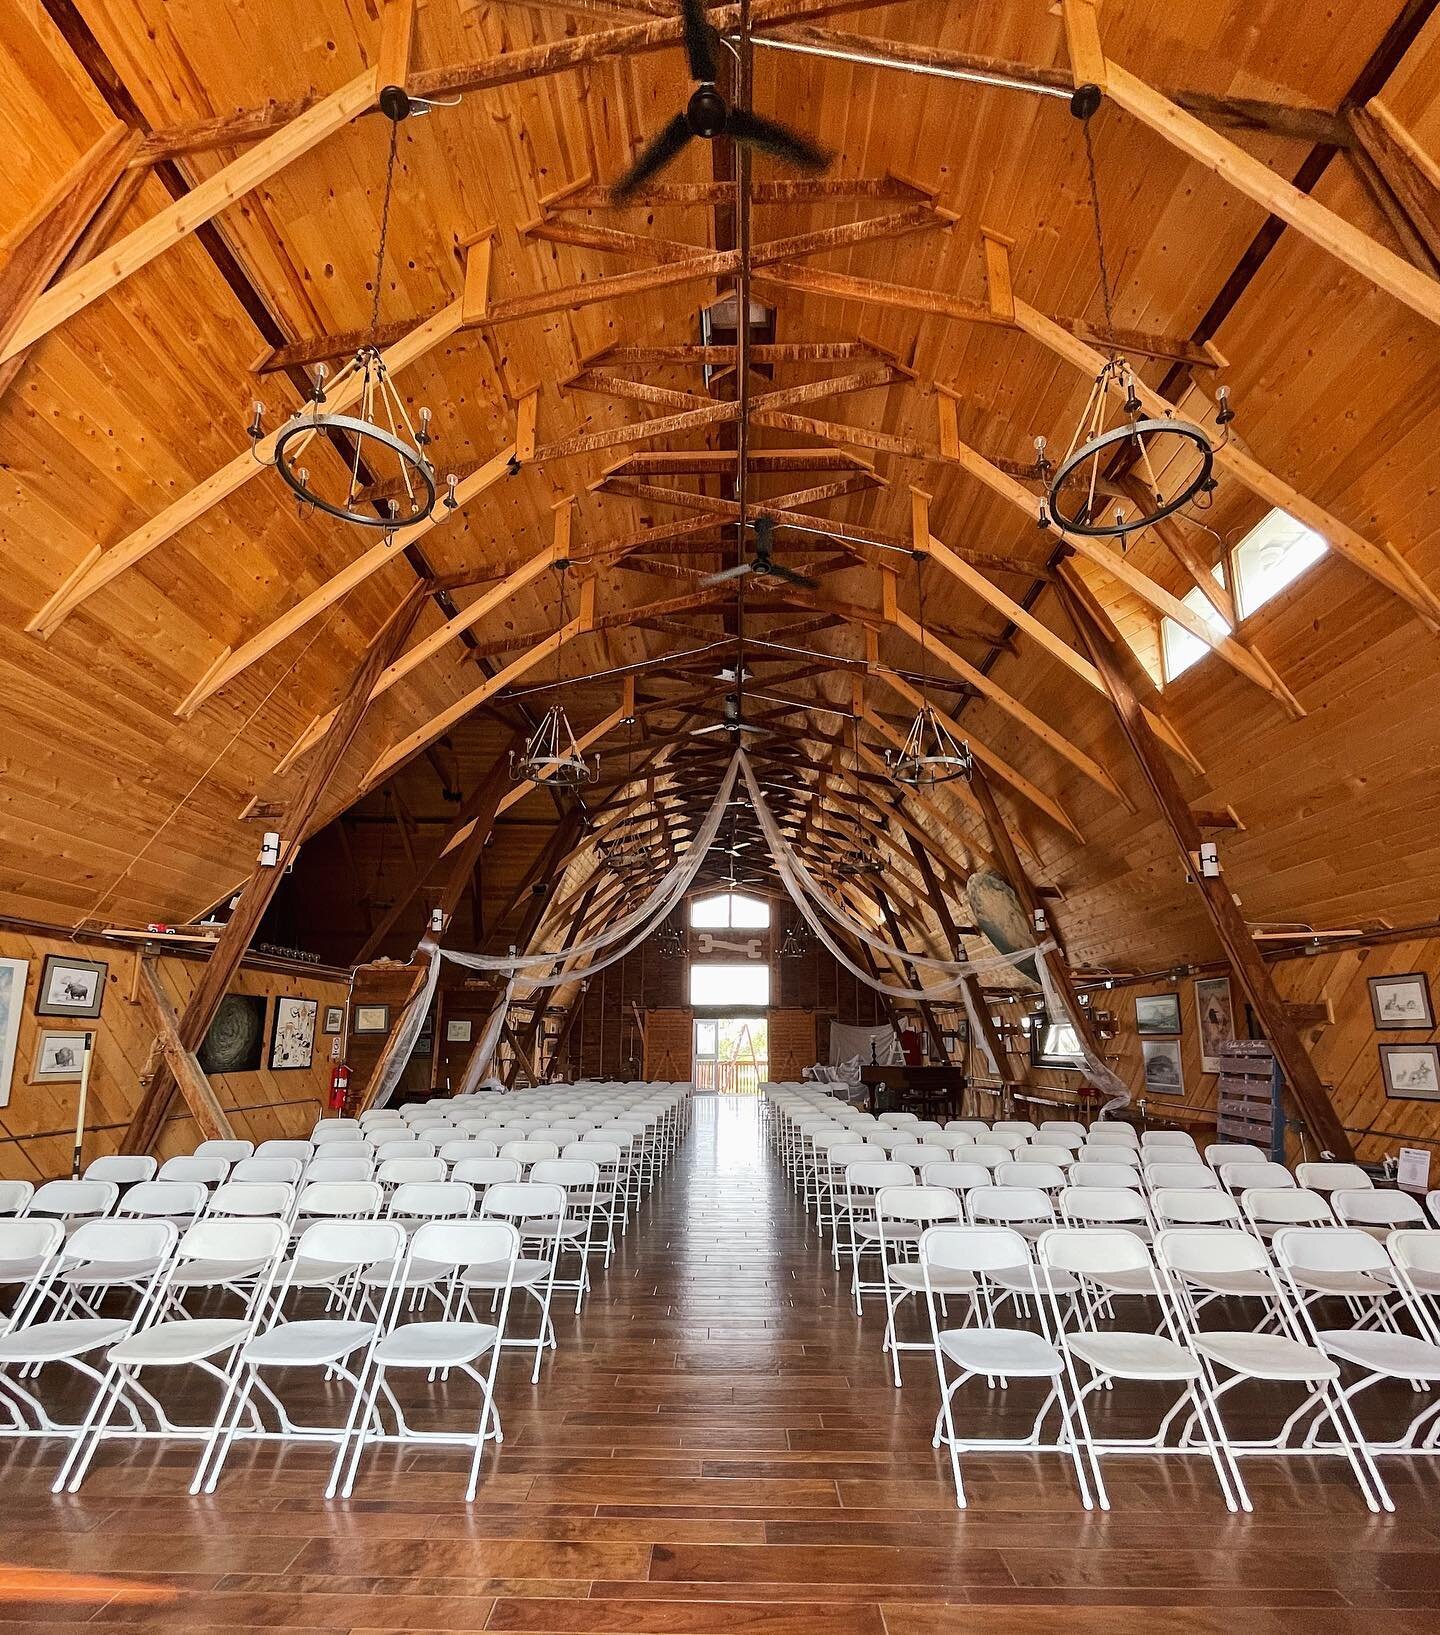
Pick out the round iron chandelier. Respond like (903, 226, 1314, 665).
(885, 553, 974, 787)
(248, 97, 449, 536)
(510, 563, 597, 787)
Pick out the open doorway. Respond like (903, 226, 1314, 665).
(693, 1017, 768, 1095)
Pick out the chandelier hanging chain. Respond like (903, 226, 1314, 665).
(369, 118, 400, 344)
(1081, 117, 1119, 362)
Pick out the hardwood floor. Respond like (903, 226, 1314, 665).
(1, 1095, 1438, 1633)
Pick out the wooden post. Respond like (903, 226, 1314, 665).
(123, 586, 427, 1150)
(1054, 562, 1355, 1159)
(133, 959, 237, 1143)
(70, 1031, 97, 1178)
(903, 828, 1025, 1089)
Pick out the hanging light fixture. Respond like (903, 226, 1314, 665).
(598, 709, 652, 868)
(656, 919, 685, 959)
(1038, 95, 1219, 541)
(886, 554, 974, 787)
(248, 93, 451, 536)
(511, 562, 597, 787)
(780, 921, 808, 958)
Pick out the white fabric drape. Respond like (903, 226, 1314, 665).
(830, 1021, 902, 1067)
(1037, 958, 1130, 1113)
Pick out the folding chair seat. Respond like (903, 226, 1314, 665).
(872, 1186, 963, 1384)
(0, 1220, 173, 1452)
(194, 1219, 406, 1496)
(195, 1140, 255, 1164)
(335, 1219, 521, 1500)
(24, 1180, 118, 1233)
(474, 1182, 566, 1381)
(230, 1156, 303, 1184)
(83, 1156, 157, 1185)
(920, 1223, 1089, 1509)
(1155, 1228, 1387, 1513)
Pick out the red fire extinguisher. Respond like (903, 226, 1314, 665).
(329, 1062, 351, 1112)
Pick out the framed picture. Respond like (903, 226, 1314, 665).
(1141, 1038, 1184, 1095)
(323, 1005, 344, 1034)
(1194, 977, 1235, 1074)
(35, 954, 107, 1019)
(353, 1004, 390, 1035)
(30, 1029, 91, 1083)
(446, 1018, 473, 1044)
(1379, 1043, 1440, 1101)
(198, 994, 266, 1074)
(1135, 992, 1182, 1036)
(1368, 973, 1434, 1031)
(0, 958, 30, 1110)
(269, 996, 318, 1071)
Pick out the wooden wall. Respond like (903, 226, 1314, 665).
(0, 925, 346, 1179)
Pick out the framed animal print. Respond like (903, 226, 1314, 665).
(35, 954, 107, 1019)
(353, 1004, 391, 1035)
(1368, 973, 1434, 1031)
(1379, 1043, 1440, 1102)
(269, 996, 318, 1071)
(30, 1029, 91, 1083)
(1194, 977, 1235, 1074)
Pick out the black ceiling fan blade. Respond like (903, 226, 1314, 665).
(767, 563, 819, 589)
(701, 561, 755, 585)
(679, 0, 719, 82)
(726, 107, 831, 173)
(611, 112, 694, 200)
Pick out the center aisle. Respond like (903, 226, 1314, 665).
(0, 1095, 1430, 1633)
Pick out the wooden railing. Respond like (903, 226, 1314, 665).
(693, 1060, 766, 1095)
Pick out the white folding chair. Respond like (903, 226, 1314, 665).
(1075, 1144, 1141, 1169)
(529, 1160, 601, 1312)
(843, 1161, 916, 1311)
(1220, 1161, 1294, 1195)
(920, 1223, 1091, 1509)
(1240, 1187, 1334, 1241)
(375, 1157, 447, 1189)
(451, 1158, 523, 1197)
(995, 1162, 1068, 1195)
(304, 1157, 377, 1186)
(873, 1186, 962, 1384)
(335, 1219, 521, 1500)
(195, 1140, 255, 1164)
(1144, 1162, 1220, 1192)
(440, 1139, 499, 1167)
(1296, 1162, 1374, 1196)
(499, 1139, 559, 1171)
(1140, 1130, 1199, 1152)
(255, 1140, 314, 1162)
(1331, 1189, 1427, 1239)
(115, 1181, 207, 1227)
(475, 1181, 566, 1381)
(1205, 1143, 1268, 1171)
(0, 1182, 35, 1219)
(1084, 1123, 1139, 1147)
(1019, 1144, 1079, 1167)
(83, 1156, 157, 1185)
(157, 1156, 229, 1186)
(24, 1180, 118, 1232)
(1068, 1162, 1147, 1193)
(230, 1157, 303, 1184)
(1150, 1188, 1244, 1231)
(311, 1120, 364, 1144)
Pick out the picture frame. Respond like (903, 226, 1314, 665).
(269, 996, 318, 1071)
(1379, 1042, 1440, 1102)
(353, 1003, 390, 1035)
(1141, 1037, 1184, 1095)
(1134, 992, 1182, 1036)
(30, 1029, 91, 1083)
(1194, 976, 1236, 1074)
(322, 1005, 344, 1034)
(35, 954, 107, 1019)
(1368, 972, 1434, 1031)
(0, 958, 30, 1109)
(198, 994, 266, 1074)
(446, 1018, 473, 1044)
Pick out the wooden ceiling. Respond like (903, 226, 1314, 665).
(4, 0, 1440, 978)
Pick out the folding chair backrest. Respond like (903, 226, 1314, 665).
(27, 1179, 117, 1219)
(1141, 1130, 1198, 1151)
(409, 1217, 520, 1273)
(451, 1158, 523, 1189)
(988, 1129, 1033, 1152)
(440, 1140, 499, 1164)
(294, 1180, 383, 1219)
(0, 1217, 63, 1267)
(878, 1112, 919, 1128)
(1241, 1187, 1333, 1228)
(230, 1157, 303, 1184)
(933, 1132, 978, 1154)
(1295, 1161, 1374, 1194)
(1156, 1226, 1272, 1278)
(1271, 1224, 1389, 1275)
(480, 1181, 567, 1223)
(1075, 1143, 1141, 1167)
(1021, 1144, 1077, 1167)
(993, 1121, 1038, 1138)
(375, 1140, 430, 1162)
(889, 1143, 950, 1169)
(1085, 1123, 1139, 1146)
(1067, 1162, 1144, 1190)
(529, 1127, 579, 1146)
(1332, 1188, 1425, 1228)
(84, 1155, 157, 1184)
(1205, 1142, 1267, 1170)
(920, 1161, 990, 1192)
(0, 1181, 35, 1217)
(116, 1181, 207, 1218)
(968, 1185, 1052, 1225)
(309, 1143, 373, 1163)
(65, 1217, 177, 1270)
(389, 1180, 474, 1219)
(874, 1185, 962, 1226)
(1388, 1228, 1440, 1282)
(290, 1217, 406, 1271)
(255, 1140, 314, 1160)
(311, 1120, 363, 1143)
(304, 1157, 376, 1185)
(157, 1155, 230, 1185)
(995, 1162, 1067, 1191)
(1144, 1162, 1219, 1191)
(964, 1145, 1009, 1170)
(1151, 1187, 1242, 1227)
(1220, 1161, 1293, 1193)
(207, 1181, 295, 1218)
(375, 1157, 446, 1186)
(845, 1161, 915, 1192)
(946, 1121, 990, 1137)
(175, 1215, 287, 1269)
(195, 1139, 255, 1163)
(530, 1159, 599, 1192)
(500, 1140, 560, 1166)
(1060, 1185, 1149, 1225)
(921, 1222, 1032, 1276)
(1040, 1121, 1087, 1140)
(1040, 1225, 1153, 1276)
(565, 1141, 621, 1165)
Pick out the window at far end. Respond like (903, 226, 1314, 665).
(689, 892, 771, 929)
(689, 963, 770, 1008)
(1232, 509, 1327, 620)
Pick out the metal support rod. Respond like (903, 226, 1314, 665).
(744, 35, 1075, 100)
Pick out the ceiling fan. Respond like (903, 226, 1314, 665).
(703, 516, 818, 589)
(610, 0, 832, 200)
(691, 692, 772, 739)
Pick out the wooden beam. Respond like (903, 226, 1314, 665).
(1173, 89, 1353, 149)
(1346, 100, 1440, 272)
(30, 292, 471, 639)
(132, 959, 236, 1145)
(123, 585, 427, 1150)
(1008, 291, 1440, 628)
(940, 423, 1305, 717)
(1055, 563, 1355, 1159)
(1101, 56, 1440, 333)
(1, 71, 378, 365)
(0, 124, 141, 400)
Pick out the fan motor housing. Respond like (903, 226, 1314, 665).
(687, 86, 728, 138)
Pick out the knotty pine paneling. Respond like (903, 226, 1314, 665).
(0, 927, 346, 1179)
